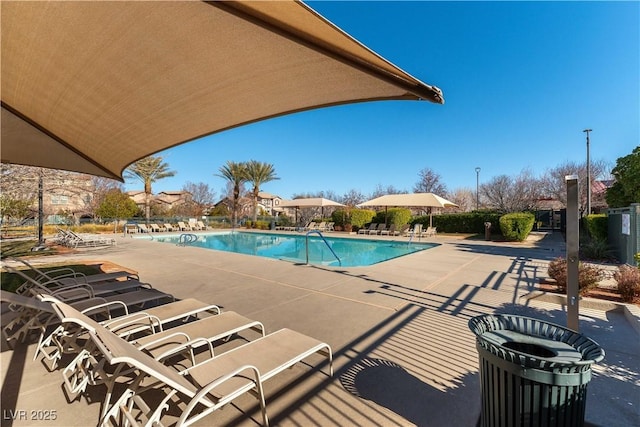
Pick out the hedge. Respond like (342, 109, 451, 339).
(331, 208, 376, 228)
(499, 212, 535, 241)
(584, 214, 608, 241)
(373, 208, 412, 227)
(412, 212, 503, 234)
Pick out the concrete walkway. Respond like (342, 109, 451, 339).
(1, 231, 638, 426)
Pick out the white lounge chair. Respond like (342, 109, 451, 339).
(369, 223, 386, 235)
(380, 224, 396, 236)
(358, 223, 377, 234)
(178, 221, 192, 231)
(42, 297, 332, 427)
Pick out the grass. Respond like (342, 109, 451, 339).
(1, 262, 103, 293)
(0, 239, 59, 259)
(1, 239, 103, 292)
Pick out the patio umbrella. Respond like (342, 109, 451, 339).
(279, 197, 345, 222)
(357, 193, 458, 227)
(1, 1, 444, 180)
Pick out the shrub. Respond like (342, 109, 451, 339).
(331, 209, 350, 227)
(614, 265, 640, 303)
(373, 208, 412, 227)
(584, 214, 608, 241)
(499, 212, 535, 241)
(579, 238, 614, 261)
(547, 257, 603, 295)
(635, 253, 640, 267)
(412, 212, 502, 234)
(349, 209, 376, 228)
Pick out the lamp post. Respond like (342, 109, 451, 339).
(475, 167, 481, 211)
(583, 129, 592, 216)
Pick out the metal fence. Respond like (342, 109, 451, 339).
(607, 203, 640, 265)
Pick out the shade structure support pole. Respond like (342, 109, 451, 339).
(566, 175, 580, 332)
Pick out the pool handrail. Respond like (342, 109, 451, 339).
(177, 233, 198, 246)
(305, 230, 341, 266)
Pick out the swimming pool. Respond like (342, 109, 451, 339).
(146, 231, 437, 267)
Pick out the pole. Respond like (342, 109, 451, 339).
(566, 174, 580, 332)
(38, 168, 44, 246)
(583, 129, 592, 216)
(475, 167, 481, 211)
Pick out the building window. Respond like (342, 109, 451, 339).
(51, 195, 69, 205)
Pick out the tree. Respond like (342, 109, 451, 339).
(341, 189, 366, 207)
(0, 164, 96, 228)
(244, 160, 279, 221)
(0, 194, 34, 224)
(182, 181, 216, 216)
(217, 161, 248, 226)
(481, 169, 540, 213)
(370, 184, 406, 199)
(606, 146, 640, 208)
(87, 176, 122, 218)
(125, 156, 176, 223)
(96, 189, 139, 231)
(539, 160, 607, 215)
(413, 168, 447, 195)
(446, 188, 475, 212)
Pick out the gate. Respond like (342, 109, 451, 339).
(607, 203, 640, 265)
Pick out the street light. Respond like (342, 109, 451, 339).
(475, 167, 481, 211)
(583, 129, 592, 215)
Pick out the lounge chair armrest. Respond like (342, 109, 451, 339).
(179, 364, 263, 426)
(157, 336, 215, 366)
(101, 311, 151, 328)
(50, 284, 95, 301)
(81, 300, 129, 319)
(106, 313, 163, 337)
(136, 331, 191, 351)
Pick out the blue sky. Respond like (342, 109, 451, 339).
(125, 1, 639, 201)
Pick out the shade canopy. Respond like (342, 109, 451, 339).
(279, 198, 345, 208)
(1, 1, 444, 181)
(358, 193, 458, 209)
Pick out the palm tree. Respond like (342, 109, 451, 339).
(216, 161, 248, 227)
(244, 160, 279, 222)
(125, 156, 176, 223)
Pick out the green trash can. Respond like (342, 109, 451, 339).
(468, 314, 604, 427)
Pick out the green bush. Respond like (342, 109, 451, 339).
(349, 209, 376, 228)
(499, 212, 535, 241)
(579, 238, 614, 261)
(373, 208, 412, 227)
(412, 212, 503, 234)
(547, 257, 603, 295)
(584, 214, 608, 241)
(331, 209, 349, 227)
(614, 264, 640, 303)
(634, 253, 640, 267)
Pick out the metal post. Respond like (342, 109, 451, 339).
(37, 168, 44, 246)
(566, 175, 580, 332)
(475, 167, 481, 211)
(583, 129, 592, 216)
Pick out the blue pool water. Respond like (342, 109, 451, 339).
(146, 232, 437, 267)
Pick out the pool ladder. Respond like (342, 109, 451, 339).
(305, 230, 341, 266)
(177, 233, 198, 246)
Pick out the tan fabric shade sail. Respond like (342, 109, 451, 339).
(279, 198, 345, 209)
(358, 193, 458, 227)
(1, 1, 444, 181)
(358, 193, 458, 209)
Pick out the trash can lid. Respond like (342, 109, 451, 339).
(481, 329, 582, 363)
(468, 314, 605, 366)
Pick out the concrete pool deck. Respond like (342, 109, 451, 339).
(2, 231, 639, 426)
